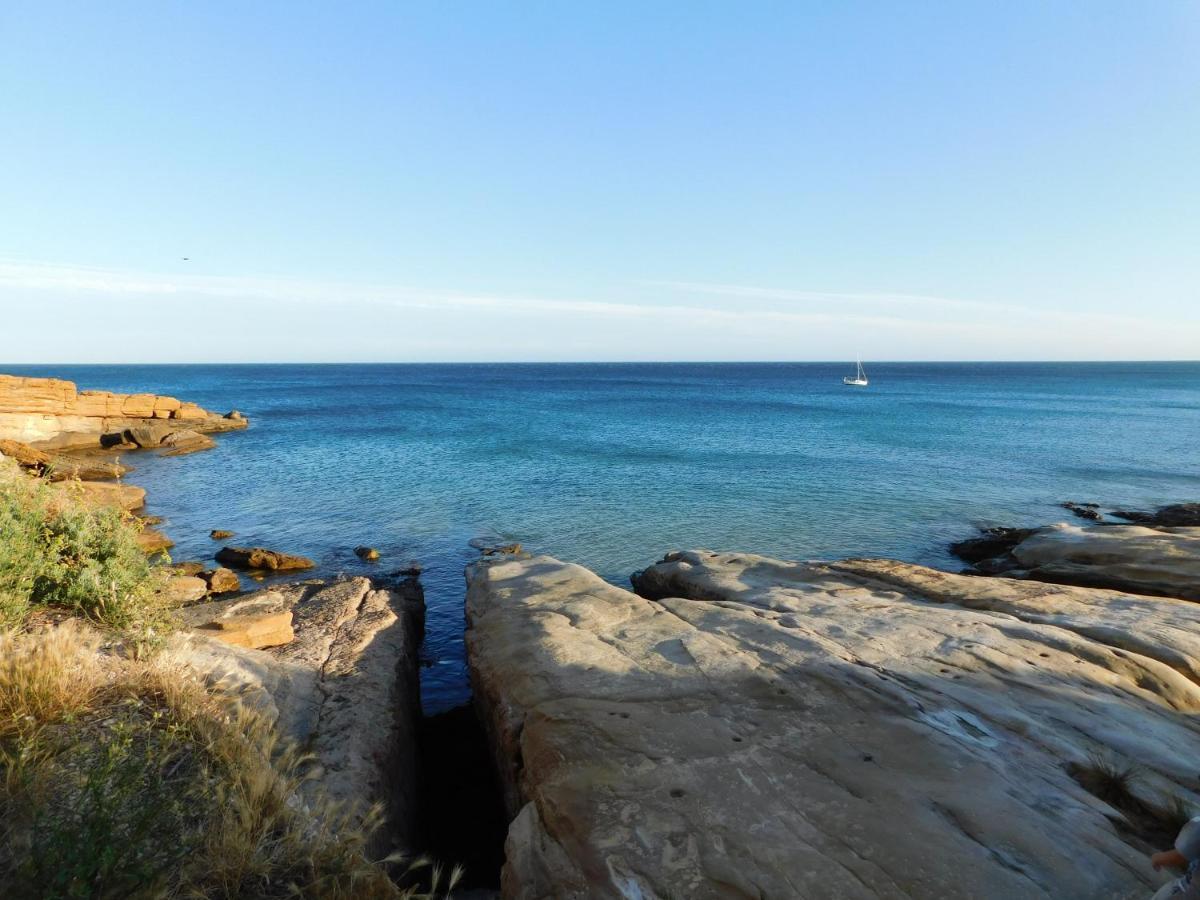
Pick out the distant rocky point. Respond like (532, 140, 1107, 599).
(0, 372, 250, 579)
(0, 373, 246, 448)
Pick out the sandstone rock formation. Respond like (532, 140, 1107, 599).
(954, 521, 1200, 601)
(136, 526, 174, 554)
(47, 479, 146, 512)
(355, 545, 381, 561)
(187, 594, 296, 649)
(0, 373, 247, 446)
(200, 566, 241, 594)
(160, 575, 208, 606)
(215, 546, 316, 571)
(210, 529, 235, 540)
(0, 438, 130, 481)
(170, 577, 425, 855)
(1007, 523, 1200, 601)
(467, 551, 1200, 898)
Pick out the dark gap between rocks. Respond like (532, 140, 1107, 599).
(417, 704, 508, 891)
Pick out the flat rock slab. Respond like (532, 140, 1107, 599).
(0, 440, 131, 484)
(169, 577, 425, 856)
(159, 429, 216, 456)
(48, 479, 145, 512)
(183, 594, 296, 649)
(467, 552, 1200, 899)
(160, 575, 207, 606)
(1008, 523, 1200, 601)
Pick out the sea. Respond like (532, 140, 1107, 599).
(9, 362, 1199, 712)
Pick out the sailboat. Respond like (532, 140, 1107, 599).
(843, 358, 869, 387)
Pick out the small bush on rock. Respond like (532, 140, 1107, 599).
(0, 460, 164, 634)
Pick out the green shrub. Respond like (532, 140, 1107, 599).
(0, 461, 164, 633)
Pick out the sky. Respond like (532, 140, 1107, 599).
(1, 2, 1197, 363)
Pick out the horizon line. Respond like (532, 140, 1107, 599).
(2, 359, 1198, 367)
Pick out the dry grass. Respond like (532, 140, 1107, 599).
(0, 459, 461, 897)
(1069, 753, 1193, 850)
(0, 624, 460, 899)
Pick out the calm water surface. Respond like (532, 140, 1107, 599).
(9, 362, 1199, 711)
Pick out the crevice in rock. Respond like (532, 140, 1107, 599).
(416, 703, 508, 891)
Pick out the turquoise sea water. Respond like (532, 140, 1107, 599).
(8, 362, 1199, 711)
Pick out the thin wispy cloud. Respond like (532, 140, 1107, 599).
(648, 280, 1169, 329)
(0, 260, 1192, 363)
(0, 260, 961, 332)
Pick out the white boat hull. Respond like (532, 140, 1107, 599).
(843, 377, 869, 386)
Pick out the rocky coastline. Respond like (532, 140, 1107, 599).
(3, 370, 1199, 897)
(467, 539, 1200, 897)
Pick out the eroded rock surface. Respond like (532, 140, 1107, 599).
(1008, 523, 1200, 601)
(170, 577, 425, 855)
(0, 438, 129, 481)
(200, 566, 241, 594)
(954, 521, 1200, 601)
(467, 551, 1200, 899)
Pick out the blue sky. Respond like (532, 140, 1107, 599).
(1, 2, 1197, 362)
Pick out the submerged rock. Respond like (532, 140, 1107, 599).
(210, 529, 235, 540)
(948, 526, 1034, 565)
(1114, 503, 1200, 528)
(354, 545, 381, 561)
(1062, 501, 1104, 521)
(467, 551, 1200, 898)
(215, 545, 316, 571)
(469, 537, 524, 557)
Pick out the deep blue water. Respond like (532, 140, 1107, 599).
(8, 362, 1199, 712)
